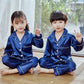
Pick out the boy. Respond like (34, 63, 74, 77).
(37, 10, 83, 76)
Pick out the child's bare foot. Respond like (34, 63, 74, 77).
(0, 69, 18, 76)
(0, 69, 10, 75)
(28, 68, 34, 74)
(67, 71, 73, 76)
(36, 67, 46, 73)
(36, 67, 54, 74)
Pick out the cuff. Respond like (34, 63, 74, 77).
(17, 66, 24, 75)
(76, 38, 83, 45)
(35, 34, 42, 38)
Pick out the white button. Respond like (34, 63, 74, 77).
(19, 49, 21, 51)
(19, 42, 21, 44)
(57, 50, 58, 52)
(60, 59, 62, 61)
(21, 55, 23, 57)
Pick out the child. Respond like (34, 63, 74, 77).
(37, 10, 83, 76)
(0, 11, 43, 75)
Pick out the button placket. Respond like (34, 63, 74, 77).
(19, 41, 22, 51)
(56, 42, 63, 61)
(19, 41, 24, 58)
(57, 43, 59, 58)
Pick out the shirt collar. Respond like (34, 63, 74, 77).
(51, 28, 68, 37)
(11, 29, 29, 42)
(51, 28, 68, 43)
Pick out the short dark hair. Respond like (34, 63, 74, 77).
(50, 10, 68, 23)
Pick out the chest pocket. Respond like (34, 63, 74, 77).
(59, 46, 70, 55)
(23, 45, 32, 48)
(23, 44, 32, 53)
(60, 46, 69, 49)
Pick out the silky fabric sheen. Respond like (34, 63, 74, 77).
(39, 28, 83, 76)
(2, 29, 43, 75)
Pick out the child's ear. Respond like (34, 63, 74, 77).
(65, 21, 67, 24)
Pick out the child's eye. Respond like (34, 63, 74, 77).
(15, 22, 18, 24)
(59, 21, 63, 23)
(21, 21, 24, 24)
(53, 22, 56, 24)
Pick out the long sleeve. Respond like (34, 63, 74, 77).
(32, 34, 43, 48)
(4, 37, 13, 56)
(71, 36, 83, 51)
(44, 38, 51, 57)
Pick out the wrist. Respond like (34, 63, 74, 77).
(35, 34, 40, 36)
(76, 38, 83, 43)
(35, 34, 42, 38)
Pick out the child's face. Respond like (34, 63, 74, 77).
(51, 20, 66, 32)
(12, 17, 27, 33)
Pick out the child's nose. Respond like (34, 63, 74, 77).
(57, 24, 60, 27)
(19, 24, 22, 27)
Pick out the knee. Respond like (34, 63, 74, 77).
(31, 57, 38, 67)
(2, 55, 9, 64)
(32, 57, 38, 63)
(72, 62, 76, 70)
(67, 60, 76, 72)
(39, 58, 46, 67)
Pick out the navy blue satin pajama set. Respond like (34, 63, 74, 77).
(2, 29, 43, 75)
(39, 28, 83, 76)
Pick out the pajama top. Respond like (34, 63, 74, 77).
(4, 29, 43, 60)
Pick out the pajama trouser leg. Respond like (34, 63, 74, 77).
(54, 60, 76, 76)
(2, 55, 21, 68)
(39, 57, 76, 76)
(53, 64, 70, 76)
(39, 57, 54, 69)
(17, 57, 38, 75)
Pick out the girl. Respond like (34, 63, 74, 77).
(37, 10, 83, 76)
(0, 11, 43, 75)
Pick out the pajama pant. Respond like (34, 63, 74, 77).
(2, 55, 38, 75)
(39, 57, 76, 76)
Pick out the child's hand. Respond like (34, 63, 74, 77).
(74, 30, 82, 42)
(35, 24, 40, 36)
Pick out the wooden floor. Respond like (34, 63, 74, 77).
(0, 49, 84, 84)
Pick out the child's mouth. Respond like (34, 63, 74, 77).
(19, 28, 23, 30)
(57, 28, 60, 30)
